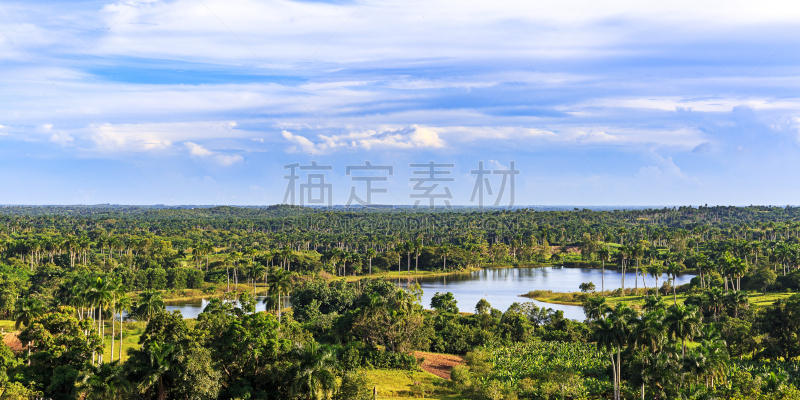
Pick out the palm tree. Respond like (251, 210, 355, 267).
(582, 295, 609, 322)
(13, 296, 44, 365)
(619, 245, 630, 289)
(138, 342, 175, 400)
(648, 263, 665, 298)
(666, 262, 683, 304)
(79, 360, 129, 400)
(664, 304, 701, 356)
(116, 294, 132, 362)
(704, 287, 724, 322)
(724, 290, 748, 319)
(632, 310, 665, 399)
(290, 342, 337, 400)
(413, 238, 422, 273)
(136, 290, 164, 324)
(694, 253, 710, 289)
(13, 296, 44, 330)
(366, 248, 376, 275)
(592, 303, 636, 400)
(437, 243, 452, 273)
(634, 240, 648, 294)
(202, 242, 213, 272)
(108, 280, 121, 363)
(85, 277, 113, 364)
(404, 241, 413, 274)
(281, 245, 294, 271)
(266, 268, 292, 323)
(598, 246, 610, 292)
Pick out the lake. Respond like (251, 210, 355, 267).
(399, 266, 696, 320)
(161, 266, 695, 320)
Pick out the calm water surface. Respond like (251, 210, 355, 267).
(400, 266, 696, 320)
(164, 296, 276, 319)
(162, 266, 695, 320)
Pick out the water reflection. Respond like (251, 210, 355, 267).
(398, 266, 696, 320)
(161, 296, 289, 319)
(157, 266, 694, 321)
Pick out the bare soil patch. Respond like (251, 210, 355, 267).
(414, 351, 464, 380)
(3, 332, 24, 352)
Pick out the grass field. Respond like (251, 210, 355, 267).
(362, 370, 460, 399)
(524, 289, 795, 309)
(97, 321, 147, 362)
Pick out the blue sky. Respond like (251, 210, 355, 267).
(2, 0, 800, 206)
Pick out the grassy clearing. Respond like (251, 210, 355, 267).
(0, 320, 17, 333)
(523, 289, 796, 309)
(98, 321, 146, 362)
(361, 369, 460, 399)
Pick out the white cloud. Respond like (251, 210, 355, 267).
(86, 121, 237, 153)
(573, 130, 619, 143)
(184, 141, 243, 166)
(214, 154, 243, 166)
(83, 0, 800, 66)
(487, 160, 507, 170)
(282, 125, 445, 154)
(49, 131, 74, 146)
(636, 152, 688, 181)
(185, 142, 213, 157)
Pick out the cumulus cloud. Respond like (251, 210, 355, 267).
(281, 125, 445, 154)
(637, 152, 688, 181)
(487, 160, 508, 170)
(574, 130, 619, 143)
(185, 142, 214, 157)
(49, 132, 74, 146)
(85, 121, 238, 153)
(184, 142, 243, 166)
(214, 154, 244, 166)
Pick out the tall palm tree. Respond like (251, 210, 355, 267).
(136, 290, 164, 324)
(664, 304, 701, 356)
(290, 342, 337, 400)
(634, 240, 648, 294)
(632, 310, 665, 399)
(413, 238, 422, 273)
(265, 268, 292, 323)
(281, 245, 294, 271)
(666, 262, 682, 304)
(437, 243, 452, 273)
(138, 342, 175, 400)
(366, 248, 376, 275)
(598, 246, 610, 292)
(85, 277, 113, 364)
(116, 293, 132, 362)
(648, 263, 665, 298)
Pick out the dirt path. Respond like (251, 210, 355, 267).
(414, 351, 464, 379)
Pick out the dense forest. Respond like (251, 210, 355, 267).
(0, 204, 798, 399)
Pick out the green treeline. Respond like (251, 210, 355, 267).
(0, 205, 798, 399)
